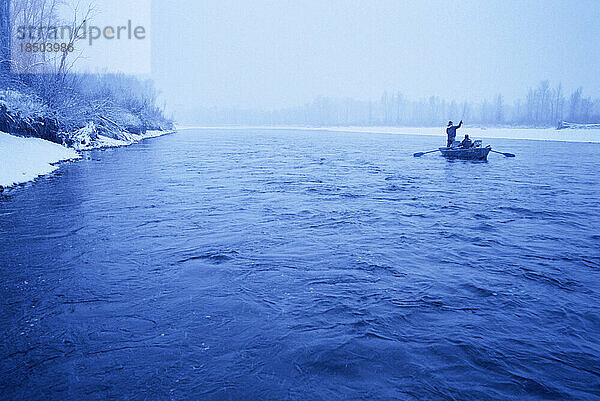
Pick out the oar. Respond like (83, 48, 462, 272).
(413, 149, 440, 157)
(490, 149, 516, 157)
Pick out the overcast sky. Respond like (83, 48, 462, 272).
(149, 0, 600, 111)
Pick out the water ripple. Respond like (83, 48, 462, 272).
(1, 129, 599, 400)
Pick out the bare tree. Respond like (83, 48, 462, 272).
(554, 83, 564, 124)
(57, 2, 93, 75)
(8, 0, 93, 75)
(10, 0, 61, 73)
(494, 94, 504, 124)
(0, 0, 9, 79)
(569, 88, 582, 122)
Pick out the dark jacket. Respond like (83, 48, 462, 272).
(460, 137, 473, 148)
(446, 121, 462, 139)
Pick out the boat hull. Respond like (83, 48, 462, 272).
(439, 147, 491, 161)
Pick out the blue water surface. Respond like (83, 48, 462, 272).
(1, 128, 599, 400)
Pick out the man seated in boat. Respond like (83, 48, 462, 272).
(459, 134, 473, 148)
(446, 120, 463, 147)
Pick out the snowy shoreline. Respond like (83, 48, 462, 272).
(177, 125, 600, 143)
(0, 130, 174, 190)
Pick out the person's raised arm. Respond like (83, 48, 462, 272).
(458, 120, 463, 128)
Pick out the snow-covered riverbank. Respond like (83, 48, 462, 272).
(0, 130, 174, 189)
(67, 123, 174, 150)
(0, 131, 80, 188)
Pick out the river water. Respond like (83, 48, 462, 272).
(1, 128, 599, 400)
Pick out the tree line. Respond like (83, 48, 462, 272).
(189, 81, 600, 128)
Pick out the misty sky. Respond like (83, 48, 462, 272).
(150, 0, 600, 111)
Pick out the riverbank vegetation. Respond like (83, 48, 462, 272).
(0, 0, 172, 149)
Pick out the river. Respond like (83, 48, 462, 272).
(1, 128, 599, 399)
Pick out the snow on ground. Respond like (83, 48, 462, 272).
(176, 125, 600, 143)
(0, 130, 175, 188)
(68, 122, 174, 150)
(0, 131, 80, 188)
(74, 130, 173, 150)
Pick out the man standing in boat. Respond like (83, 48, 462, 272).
(446, 120, 463, 148)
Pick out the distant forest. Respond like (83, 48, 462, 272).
(189, 81, 600, 128)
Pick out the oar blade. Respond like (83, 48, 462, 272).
(414, 149, 439, 157)
(491, 149, 516, 158)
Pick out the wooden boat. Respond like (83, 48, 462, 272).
(439, 145, 491, 161)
